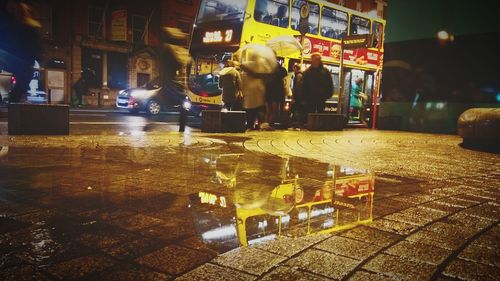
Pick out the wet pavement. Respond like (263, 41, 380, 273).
(0, 130, 499, 280)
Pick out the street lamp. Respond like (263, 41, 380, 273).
(437, 30, 450, 41)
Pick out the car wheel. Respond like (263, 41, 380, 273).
(147, 100, 161, 115)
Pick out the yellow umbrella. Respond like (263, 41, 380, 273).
(266, 35, 302, 57)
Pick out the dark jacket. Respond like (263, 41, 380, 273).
(292, 72, 304, 103)
(302, 64, 333, 104)
(265, 66, 287, 103)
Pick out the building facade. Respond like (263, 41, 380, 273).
(32, 0, 165, 106)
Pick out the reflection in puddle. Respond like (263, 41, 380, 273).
(190, 154, 374, 251)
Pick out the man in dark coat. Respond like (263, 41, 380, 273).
(302, 53, 333, 117)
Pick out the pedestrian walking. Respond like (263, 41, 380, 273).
(265, 62, 287, 126)
(302, 53, 333, 120)
(291, 63, 305, 127)
(219, 60, 243, 111)
(73, 77, 88, 107)
(240, 71, 266, 130)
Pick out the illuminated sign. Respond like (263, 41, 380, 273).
(202, 29, 233, 44)
(198, 192, 227, 208)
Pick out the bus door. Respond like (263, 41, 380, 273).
(343, 69, 376, 125)
(363, 72, 375, 127)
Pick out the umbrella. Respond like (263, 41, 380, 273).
(266, 35, 302, 57)
(236, 43, 278, 76)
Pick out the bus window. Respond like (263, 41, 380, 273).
(196, 0, 248, 23)
(349, 15, 370, 35)
(371, 21, 383, 48)
(254, 0, 289, 28)
(291, 0, 319, 35)
(321, 6, 348, 40)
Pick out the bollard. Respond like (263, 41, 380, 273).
(47, 89, 51, 104)
(97, 92, 102, 108)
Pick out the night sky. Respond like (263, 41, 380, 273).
(385, 0, 500, 42)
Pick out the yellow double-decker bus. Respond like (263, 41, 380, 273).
(189, 0, 385, 126)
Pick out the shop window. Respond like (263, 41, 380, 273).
(108, 52, 128, 89)
(320, 7, 348, 40)
(254, 0, 289, 28)
(291, 0, 319, 35)
(81, 48, 103, 88)
(133, 15, 147, 43)
(349, 15, 370, 35)
(88, 6, 105, 38)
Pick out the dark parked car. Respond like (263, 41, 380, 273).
(116, 78, 190, 115)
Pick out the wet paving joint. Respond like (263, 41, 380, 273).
(0, 131, 498, 280)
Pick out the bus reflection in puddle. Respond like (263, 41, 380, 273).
(189, 154, 374, 250)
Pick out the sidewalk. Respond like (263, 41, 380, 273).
(0, 130, 498, 281)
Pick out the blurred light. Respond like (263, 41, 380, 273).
(437, 30, 450, 41)
(496, 93, 500, 102)
(182, 100, 192, 110)
(202, 225, 237, 241)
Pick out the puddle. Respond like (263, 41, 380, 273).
(189, 153, 375, 251)
(0, 144, 375, 265)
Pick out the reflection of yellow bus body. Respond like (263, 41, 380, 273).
(235, 174, 374, 246)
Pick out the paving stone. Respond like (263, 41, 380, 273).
(435, 197, 481, 208)
(443, 258, 499, 281)
(368, 218, 419, 235)
(347, 270, 397, 281)
(423, 222, 477, 239)
(385, 240, 452, 265)
(46, 255, 115, 280)
(406, 230, 466, 251)
(341, 226, 402, 247)
(254, 234, 327, 257)
(109, 214, 163, 231)
(362, 253, 437, 280)
(445, 212, 494, 231)
(177, 263, 255, 281)
(0, 264, 50, 281)
(286, 249, 360, 279)
(212, 246, 287, 276)
(260, 265, 330, 281)
(461, 203, 500, 221)
(459, 240, 500, 268)
(136, 245, 213, 275)
(314, 235, 382, 260)
(419, 201, 464, 213)
(383, 207, 448, 226)
(95, 265, 170, 281)
(471, 232, 499, 249)
(103, 237, 161, 260)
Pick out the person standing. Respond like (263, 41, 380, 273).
(218, 60, 242, 111)
(350, 77, 366, 123)
(291, 63, 304, 127)
(240, 71, 266, 130)
(265, 62, 287, 127)
(73, 77, 88, 107)
(302, 53, 333, 120)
